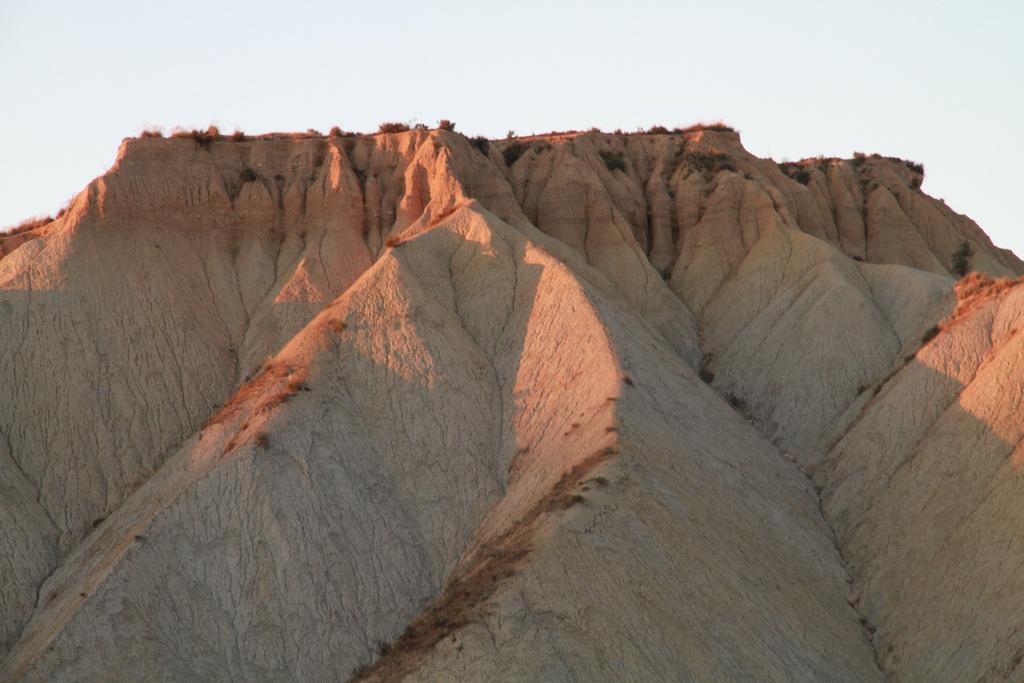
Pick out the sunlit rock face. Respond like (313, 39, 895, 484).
(0, 126, 1020, 681)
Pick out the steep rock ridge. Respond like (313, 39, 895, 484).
(493, 129, 1021, 283)
(698, 225, 951, 460)
(390, 220, 881, 681)
(0, 130, 520, 656)
(1, 205, 879, 681)
(813, 274, 1024, 681)
(487, 129, 982, 457)
(0, 129, 703, 658)
(483, 134, 703, 365)
(1, 205, 517, 680)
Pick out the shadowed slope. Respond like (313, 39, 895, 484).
(816, 274, 1024, 680)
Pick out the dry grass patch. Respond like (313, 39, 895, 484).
(2, 216, 53, 236)
(204, 359, 309, 452)
(426, 204, 462, 230)
(951, 273, 1023, 320)
(170, 125, 221, 148)
(674, 122, 736, 135)
(353, 447, 618, 681)
(378, 122, 411, 134)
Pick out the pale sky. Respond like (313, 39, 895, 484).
(1, 0, 1021, 256)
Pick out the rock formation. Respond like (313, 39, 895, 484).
(0, 125, 1020, 681)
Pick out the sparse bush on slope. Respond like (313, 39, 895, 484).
(674, 122, 736, 135)
(503, 140, 529, 167)
(469, 136, 490, 155)
(599, 149, 627, 172)
(171, 125, 221, 148)
(378, 122, 411, 134)
(952, 241, 972, 277)
(780, 162, 813, 185)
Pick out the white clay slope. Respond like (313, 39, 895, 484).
(1, 126, 1022, 681)
(1, 205, 879, 681)
(817, 274, 1024, 681)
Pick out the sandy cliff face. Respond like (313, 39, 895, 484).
(488, 129, 1015, 459)
(0, 126, 1020, 681)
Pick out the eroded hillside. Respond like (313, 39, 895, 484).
(1, 125, 1020, 681)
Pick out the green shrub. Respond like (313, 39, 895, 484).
(171, 125, 220, 148)
(951, 241, 972, 277)
(905, 159, 924, 174)
(780, 163, 812, 185)
(727, 393, 748, 412)
(378, 122, 410, 134)
(686, 152, 736, 176)
(2, 215, 52, 235)
(599, 149, 627, 172)
(503, 140, 529, 166)
(673, 122, 736, 135)
(469, 136, 490, 155)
